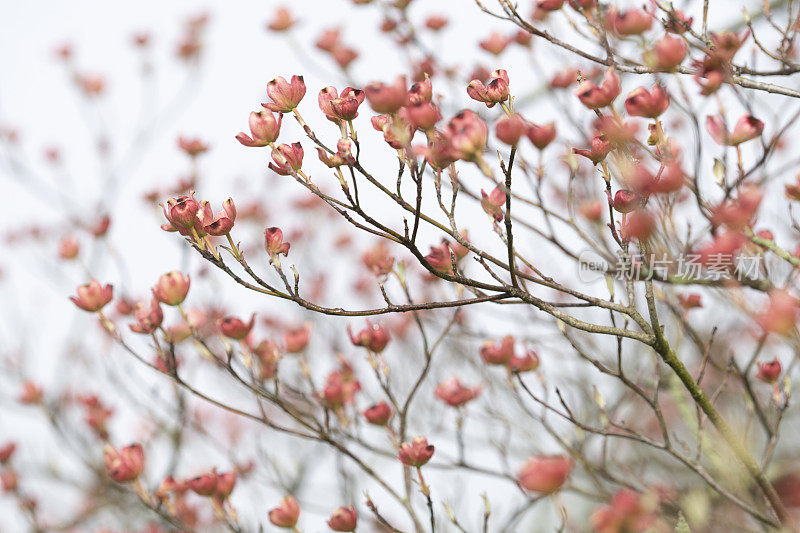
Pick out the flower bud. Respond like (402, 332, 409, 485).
(0, 442, 16, 464)
(407, 76, 433, 104)
(467, 69, 509, 108)
(480, 336, 515, 365)
(479, 33, 511, 55)
(424, 16, 448, 31)
(177, 136, 208, 157)
(756, 358, 782, 384)
(398, 436, 435, 467)
(706, 114, 763, 146)
(481, 186, 506, 222)
(153, 272, 190, 306)
(575, 67, 620, 109)
(425, 243, 455, 274)
(18, 381, 43, 404)
(219, 314, 255, 340)
(526, 122, 556, 149)
(70, 279, 114, 312)
(624, 85, 669, 118)
(269, 495, 300, 528)
(264, 75, 306, 113)
(328, 505, 358, 532)
(348, 321, 391, 352)
(495, 113, 526, 146)
(236, 110, 282, 147)
(202, 198, 237, 236)
(756, 290, 798, 336)
(363, 401, 393, 425)
(607, 7, 652, 35)
(188, 471, 218, 496)
(264, 227, 291, 258)
(266, 7, 296, 32)
(318, 138, 355, 167)
(104, 444, 144, 483)
(59, 236, 80, 260)
(518, 455, 573, 493)
(611, 189, 638, 213)
(646, 35, 687, 70)
(364, 76, 408, 114)
(678, 293, 702, 311)
(284, 323, 312, 353)
(215, 471, 236, 501)
(405, 101, 442, 131)
(1, 470, 18, 492)
(446, 110, 488, 161)
(269, 142, 304, 175)
(319, 87, 365, 122)
(665, 9, 693, 33)
(435, 378, 481, 407)
(129, 298, 164, 334)
(510, 350, 540, 372)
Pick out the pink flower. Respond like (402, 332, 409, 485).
(575, 67, 620, 109)
(425, 242, 455, 273)
(70, 279, 113, 312)
(177, 136, 208, 157)
(362, 241, 394, 276)
(269, 142, 304, 175)
(236, 110, 282, 147)
(445, 110, 488, 161)
(407, 76, 433, 104)
(495, 113, 526, 146)
(424, 16, 448, 31)
(363, 402, 393, 425)
(18, 381, 43, 404)
(481, 186, 506, 222)
(526, 122, 556, 149)
(0, 442, 16, 464)
(467, 69, 509, 108)
(129, 298, 164, 334)
(648, 35, 687, 70)
(319, 86, 365, 122)
(518, 455, 573, 493)
(264, 75, 306, 113)
(318, 138, 355, 167)
(162, 193, 200, 230)
(756, 358, 782, 384)
(364, 76, 408, 114)
(398, 436, 435, 467)
(58, 236, 80, 260)
(284, 323, 312, 353)
(201, 198, 237, 236)
(264, 227, 291, 259)
(104, 444, 144, 483)
(405, 101, 442, 131)
(755, 291, 798, 336)
(266, 7, 296, 32)
(348, 321, 391, 352)
(269, 495, 300, 528)
(590, 489, 660, 533)
(479, 32, 512, 55)
(421, 133, 461, 170)
(328, 505, 358, 531)
(435, 378, 481, 407)
(510, 350, 540, 372)
(480, 336, 515, 365)
(607, 7, 652, 35)
(706, 114, 763, 146)
(219, 314, 255, 340)
(610, 189, 639, 213)
(152, 271, 190, 306)
(624, 85, 669, 118)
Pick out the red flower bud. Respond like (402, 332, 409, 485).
(573, 135, 611, 164)
(435, 377, 482, 407)
(219, 314, 255, 340)
(610, 189, 638, 213)
(284, 323, 312, 353)
(405, 101, 442, 131)
(264, 75, 306, 113)
(446, 110, 488, 161)
(153, 271, 190, 306)
(495, 113, 526, 146)
(467, 69, 510, 108)
(177, 136, 208, 157)
(318, 138, 355, 167)
(269, 495, 300, 528)
(481, 186, 506, 222)
(362, 241, 395, 276)
(526, 122, 556, 149)
(364, 76, 408, 114)
(264, 227, 291, 259)
(269, 142, 304, 175)
(0, 442, 16, 464)
(319, 86, 365, 122)
(407, 76, 433, 104)
(104, 443, 144, 483)
(424, 16, 448, 31)
(215, 471, 236, 501)
(480, 335, 515, 365)
(363, 401, 393, 425)
(425, 243, 455, 273)
(129, 298, 164, 334)
(607, 7, 652, 35)
(188, 471, 218, 496)
(575, 67, 620, 109)
(518, 455, 573, 493)
(757, 358, 782, 384)
(316, 28, 341, 52)
(510, 350, 540, 372)
(398, 436, 435, 467)
(348, 321, 391, 352)
(328, 505, 358, 531)
(624, 85, 669, 118)
(202, 198, 237, 236)
(647, 35, 687, 70)
(236, 110, 282, 147)
(70, 279, 113, 312)
(706, 114, 763, 146)
(479, 32, 512, 55)
(266, 7, 296, 32)
(59, 236, 80, 260)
